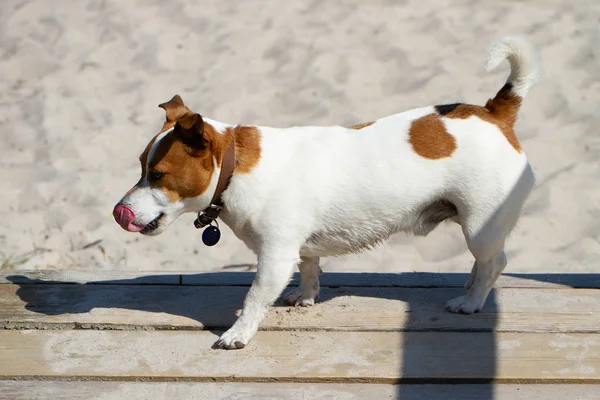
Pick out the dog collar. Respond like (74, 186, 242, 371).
(194, 139, 235, 235)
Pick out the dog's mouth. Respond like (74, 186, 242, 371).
(140, 213, 164, 235)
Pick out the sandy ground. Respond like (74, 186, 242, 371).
(1, 0, 599, 274)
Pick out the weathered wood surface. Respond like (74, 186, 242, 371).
(1, 330, 599, 382)
(2, 270, 600, 288)
(1, 284, 599, 333)
(2, 271, 599, 394)
(2, 381, 599, 400)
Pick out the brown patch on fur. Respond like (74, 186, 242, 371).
(148, 132, 214, 202)
(435, 83, 522, 152)
(348, 121, 374, 130)
(150, 119, 234, 202)
(408, 114, 456, 159)
(231, 125, 261, 173)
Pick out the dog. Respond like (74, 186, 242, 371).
(114, 36, 539, 349)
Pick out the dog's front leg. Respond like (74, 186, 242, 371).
(215, 245, 300, 350)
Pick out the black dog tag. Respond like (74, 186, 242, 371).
(202, 225, 221, 246)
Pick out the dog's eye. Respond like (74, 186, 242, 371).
(149, 171, 164, 181)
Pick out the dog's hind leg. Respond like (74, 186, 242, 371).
(446, 158, 535, 314)
(282, 256, 321, 307)
(446, 205, 520, 314)
(447, 173, 534, 313)
(446, 247, 507, 314)
(465, 262, 478, 289)
(446, 199, 512, 314)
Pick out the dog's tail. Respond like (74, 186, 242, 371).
(484, 36, 540, 124)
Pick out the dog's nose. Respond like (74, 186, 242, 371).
(113, 205, 144, 232)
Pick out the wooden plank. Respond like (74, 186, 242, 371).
(1, 381, 599, 400)
(2, 270, 600, 288)
(0, 330, 599, 382)
(1, 284, 599, 333)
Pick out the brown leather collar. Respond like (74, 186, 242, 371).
(194, 139, 235, 229)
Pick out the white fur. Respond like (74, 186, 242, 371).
(118, 37, 540, 349)
(203, 117, 231, 134)
(485, 36, 540, 98)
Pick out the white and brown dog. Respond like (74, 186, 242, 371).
(114, 37, 539, 349)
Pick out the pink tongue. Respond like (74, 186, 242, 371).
(113, 205, 144, 232)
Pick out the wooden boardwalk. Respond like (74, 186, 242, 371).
(0, 270, 599, 399)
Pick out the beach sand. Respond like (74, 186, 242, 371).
(1, 0, 599, 274)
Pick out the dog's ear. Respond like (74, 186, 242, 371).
(159, 95, 208, 152)
(158, 95, 191, 122)
(174, 112, 208, 151)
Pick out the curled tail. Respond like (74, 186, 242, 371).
(484, 36, 540, 125)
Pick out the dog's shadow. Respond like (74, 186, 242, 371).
(6, 273, 247, 337)
(6, 271, 499, 347)
(5, 271, 496, 330)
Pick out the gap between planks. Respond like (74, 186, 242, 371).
(2, 376, 600, 385)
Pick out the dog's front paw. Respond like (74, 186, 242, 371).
(282, 287, 318, 307)
(445, 295, 482, 314)
(214, 326, 252, 350)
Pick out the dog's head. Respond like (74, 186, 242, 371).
(113, 95, 231, 236)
